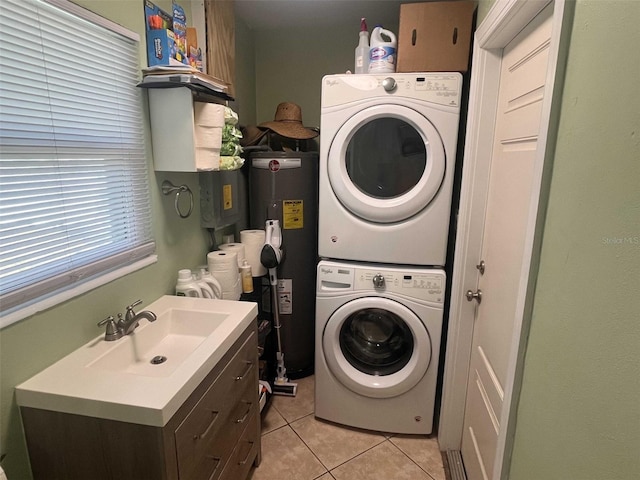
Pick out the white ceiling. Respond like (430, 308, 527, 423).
(234, 0, 431, 31)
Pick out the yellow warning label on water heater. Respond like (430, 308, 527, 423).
(283, 200, 303, 229)
(223, 184, 232, 210)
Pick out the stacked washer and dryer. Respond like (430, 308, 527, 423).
(315, 73, 462, 434)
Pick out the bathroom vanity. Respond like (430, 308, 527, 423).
(16, 296, 260, 480)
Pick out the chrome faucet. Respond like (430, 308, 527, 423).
(97, 300, 157, 341)
(118, 299, 157, 335)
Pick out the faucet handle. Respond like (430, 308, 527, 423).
(97, 316, 122, 341)
(127, 299, 143, 310)
(97, 315, 115, 327)
(125, 299, 143, 320)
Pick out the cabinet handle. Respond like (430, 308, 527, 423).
(206, 455, 221, 480)
(235, 361, 253, 381)
(238, 441, 255, 466)
(195, 409, 219, 440)
(235, 402, 253, 424)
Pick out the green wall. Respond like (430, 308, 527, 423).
(252, 21, 399, 128)
(233, 17, 257, 126)
(0, 1, 212, 478)
(507, 1, 640, 478)
(4, 1, 638, 479)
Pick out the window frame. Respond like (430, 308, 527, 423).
(0, 0, 157, 327)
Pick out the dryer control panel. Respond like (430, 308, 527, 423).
(322, 72, 462, 108)
(317, 261, 445, 304)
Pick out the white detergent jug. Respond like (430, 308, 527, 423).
(368, 26, 397, 73)
(198, 267, 223, 299)
(175, 269, 202, 297)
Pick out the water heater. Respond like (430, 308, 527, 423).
(249, 152, 318, 378)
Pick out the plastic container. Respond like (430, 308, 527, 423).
(368, 26, 397, 73)
(354, 18, 369, 74)
(191, 269, 217, 298)
(241, 260, 253, 293)
(197, 267, 223, 299)
(175, 269, 202, 297)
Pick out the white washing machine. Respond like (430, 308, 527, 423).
(318, 73, 462, 266)
(315, 260, 445, 434)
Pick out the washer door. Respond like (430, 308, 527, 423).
(328, 104, 446, 223)
(323, 297, 432, 399)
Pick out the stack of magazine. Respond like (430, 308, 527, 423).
(138, 65, 230, 98)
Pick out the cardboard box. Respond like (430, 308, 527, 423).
(397, 1, 477, 73)
(171, 2, 188, 61)
(144, 0, 188, 67)
(146, 29, 187, 67)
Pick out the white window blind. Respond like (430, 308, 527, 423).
(0, 0, 154, 313)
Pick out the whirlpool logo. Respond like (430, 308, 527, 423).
(320, 268, 334, 275)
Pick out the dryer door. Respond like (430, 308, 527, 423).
(328, 104, 446, 223)
(322, 296, 432, 399)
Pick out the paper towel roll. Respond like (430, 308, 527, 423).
(219, 243, 246, 268)
(207, 250, 240, 300)
(240, 229, 267, 276)
(194, 102, 226, 127)
(194, 125, 222, 149)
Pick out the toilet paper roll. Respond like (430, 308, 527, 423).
(240, 229, 267, 276)
(222, 277, 242, 301)
(207, 250, 240, 299)
(219, 243, 246, 268)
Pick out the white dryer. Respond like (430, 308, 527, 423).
(315, 260, 445, 434)
(318, 73, 462, 266)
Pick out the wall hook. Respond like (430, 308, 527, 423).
(161, 180, 193, 218)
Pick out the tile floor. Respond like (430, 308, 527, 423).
(249, 376, 448, 480)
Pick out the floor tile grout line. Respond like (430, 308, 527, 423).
(256, 422, 328, 480)
(288, 412, 333, 475)
(387, 438, 439, 480)
(260, 382, 444, 480)
(324, 437, 392, 474)
(288, 412, 389, 474)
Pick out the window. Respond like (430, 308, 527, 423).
(0, 0, 155, 321)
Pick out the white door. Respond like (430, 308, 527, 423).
(461, 5, 554, 480)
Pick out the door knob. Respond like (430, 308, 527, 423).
(466, 289, 482, 304)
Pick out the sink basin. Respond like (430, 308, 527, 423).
(16, 296, 258, 426)
(87, 308, 228, 378)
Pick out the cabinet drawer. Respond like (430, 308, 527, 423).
(219, 411, 260, 480)
(175, 330, 257, 480)
(189, 373, 258, 480)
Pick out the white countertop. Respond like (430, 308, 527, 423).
(15, 296, 258, 427)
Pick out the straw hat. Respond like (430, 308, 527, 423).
(259, 102, 319, 140)
(240, 125, 268, 147)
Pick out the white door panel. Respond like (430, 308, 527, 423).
(461, 4, 553, 480)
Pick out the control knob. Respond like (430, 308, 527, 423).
(382, 77, 397, 92)
(372, 274, 385, 288)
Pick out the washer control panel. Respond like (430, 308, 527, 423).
(317, 261, 445, 304)
(355, 269, 444, 304)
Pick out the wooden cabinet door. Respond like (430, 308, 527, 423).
(205, 0, 235, 97)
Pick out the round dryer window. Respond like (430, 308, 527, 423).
(328, 104, 446, 223)
(322, 297, 432, 399)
